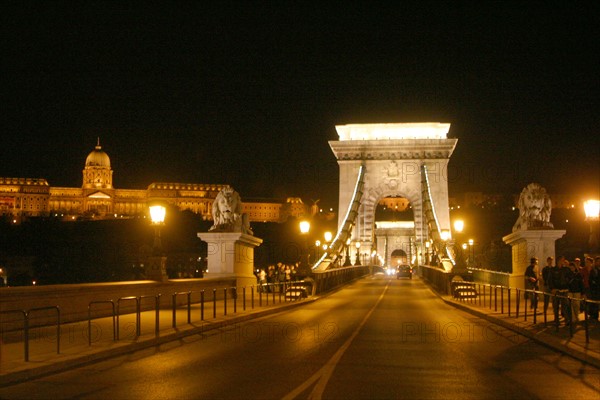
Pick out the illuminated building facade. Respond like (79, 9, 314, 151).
(0, 142, 307, 223)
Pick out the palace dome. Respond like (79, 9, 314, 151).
(85, 143, 111, 168)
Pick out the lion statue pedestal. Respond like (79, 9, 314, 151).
(197, 232, 263, 288)
(503, 183, 565, 289)
(198, 187, 262, 288)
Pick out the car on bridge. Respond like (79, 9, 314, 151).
(396, 265, 413, 279)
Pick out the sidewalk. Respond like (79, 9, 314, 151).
(1, 295, 316, 387)
(440, 289, 600, 369)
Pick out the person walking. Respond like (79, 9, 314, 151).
(524, 257, 539, 310)
(567, 261, 583, 323)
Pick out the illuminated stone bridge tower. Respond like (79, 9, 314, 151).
(329, 123, 457, 266)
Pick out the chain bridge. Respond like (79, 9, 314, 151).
(312, 122, 459, 272)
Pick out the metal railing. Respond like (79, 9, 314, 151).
(1, 279, 320, 362)
(312, 266, 369, 294)
(88, 300, 116, 345)
(448, 281, 598, 344)
(1, 306, 61, 362)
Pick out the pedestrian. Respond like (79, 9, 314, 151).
(258, 268, 267, 292)
(567, 262, 583, 323)
(547, 256, 573, 325)
(285, 265, 291, 282)
(540, 256, 554, 315)
(524, 257, 539, 310)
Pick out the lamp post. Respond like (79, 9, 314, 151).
(315, 240, 321, 261)
(147, 204, 168, 282)
(439, 229, 450, 264)
(343, 238, 352, 266)
(452, 220, 467, 271)
(584, 199, 600, 256)
(354, 242, 361, 266)
(468, 238, 474, 266)
(149, 205, 166, 254)
(300, 220, 311, 267)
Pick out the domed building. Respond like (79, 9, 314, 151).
(0, 141, 310, 223)
(83, 140, 113, 190)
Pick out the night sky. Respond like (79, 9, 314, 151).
(2, 3, 599, 210)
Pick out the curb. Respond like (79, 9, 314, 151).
(0, 298, 318, 387)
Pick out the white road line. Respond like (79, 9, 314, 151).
(282, 280, 391, 400)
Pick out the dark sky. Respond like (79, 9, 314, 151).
(2, 2, 599, 209)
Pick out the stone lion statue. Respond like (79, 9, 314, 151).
(512, 183, 553, 232)
(209, 186, 253, 235)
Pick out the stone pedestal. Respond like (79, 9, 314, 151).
(502, 229, 566, 289)
(146, 255, 169, 282)
(197, 232, 263, 288)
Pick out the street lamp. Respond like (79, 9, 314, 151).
(440, 229, 450, 241)
(300, 220, 310, 235)
(315, 240, 321, 260)
(299, 220, 311, 266)
(324, 231, 332, 243)
(147, 204, 168, 282)
(453, 220, 464, 234)
(355, 242, 361, 265)
(468, 238, 474, 265)
(343, 238, 352, 266)
(584, 199, 600, 255)
(149, 205, 166, 253)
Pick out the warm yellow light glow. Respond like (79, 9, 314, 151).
(315, 240, 321, 247)
(299, 220, 310, 234)
(584, 200, 600, 221)
(468, 239, 474, 246)
(324, 231, 332, 242)
(377, 221, 414, 229)
(355, 242, 361, 249)
(453, 220, 464, 233)
(335, 122, 450, 141)
(440, 230, 450, 241)
(149, 205, 166, 224)
(462, 243, 467, 250)
(322, 244, 328, 250)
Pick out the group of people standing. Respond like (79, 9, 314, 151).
(524, 255, 600, 325)
(256, 262, 300, 292)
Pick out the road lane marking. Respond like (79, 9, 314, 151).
(282, 281, 391, 400)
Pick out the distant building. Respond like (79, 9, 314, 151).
(449, 191, 585, 211)
(0, 141, 308, 223)
(378, 197, 411, 212)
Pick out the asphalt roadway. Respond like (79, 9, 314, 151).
(1, 274, 599, 399)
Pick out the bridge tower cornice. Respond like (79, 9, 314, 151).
(328, 138, 458, 161)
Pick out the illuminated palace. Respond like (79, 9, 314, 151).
(0, 142, 307, 223)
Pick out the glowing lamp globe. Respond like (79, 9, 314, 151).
(584, 200, 600, 221)
(149, 205, 166, 225)
(453, 220, 464, 233)
(299, 220, 310, 234)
